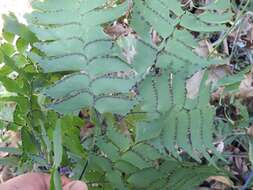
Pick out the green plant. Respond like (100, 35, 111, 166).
(0, 14, 47, 169)
(1, 0, 250, 189)
(0, 14, 85, 177)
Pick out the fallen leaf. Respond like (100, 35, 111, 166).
(207, 176, 234, 188)
(239, 70, 253, 98)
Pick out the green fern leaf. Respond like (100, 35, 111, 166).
(28, 0, 138, 114)
(136, 70, 222, 161)
(85, 125, 227, 190)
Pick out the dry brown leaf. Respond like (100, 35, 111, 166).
(194, 40, 212, 57)
(207, 65, 232, 84)
(186, 65, 231, 99)
(104, 23, 132, 38)
(186, 70, 204, 99)
(223, 38, 230, 55)
(207, 176, 234, 188)
(239, 71, 253, 98)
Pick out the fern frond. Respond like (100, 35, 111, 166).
(27, 0, 138, 114)
(136, 70, 224, 162)
(129, 0, 232, 75)
(85, 125, 226, 190)
(131, 0, 232, 36)
(28, 0, 232, 115)
(27, 0, 232, 163)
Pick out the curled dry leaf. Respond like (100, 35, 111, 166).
(186, 39, 210, 99)
(239, 70, 253, 98)
(186, 70, 204, 99)
(104, 22, 132, 38)
(187, 65, 231, 99)
(207, 176, 234, 188)
(194, 40, 212, 57)
(188, 39, 231, 100)
(207, 65, 232, 84)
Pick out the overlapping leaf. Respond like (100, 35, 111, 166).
(24, 1, 235, 188)
(27, 0, 137, 114)
(85, 125, 226, 190)
(136, 70, 222, 162)
(27, 0, 233, 115)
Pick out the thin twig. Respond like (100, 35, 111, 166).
(209, 0, 250, 57)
